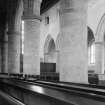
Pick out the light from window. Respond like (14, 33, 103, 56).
(88, 43, 95, 64)
(21, 20, 24, 54)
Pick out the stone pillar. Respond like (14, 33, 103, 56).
(0, 28, 8, 73)
(0, 29, 3, 73)
(8, 31, 20, 73)
(0, 47, 2, 73)
(95, 42, 105, 74)
(58, 0, 88, 83)
(2, 33, 8, 73)
(7, 0, 22, 74)
(22, 0, 42, 75)
(3, 42, 8, 73)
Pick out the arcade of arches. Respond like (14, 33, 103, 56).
(1, 0, 105, 83)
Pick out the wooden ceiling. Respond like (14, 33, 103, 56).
(41, 0, 59, 13)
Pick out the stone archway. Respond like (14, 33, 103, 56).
(95, 14, 105, 74)
(88, 27, 95, 64)
(88, 27, 95, 73)
(40, 35, 57, 73)
(88, 27, 95, 46)
(96, 14, 105, 42)
(44, 35, 56, 63)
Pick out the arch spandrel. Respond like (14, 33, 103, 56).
(95, 14, 105, 42)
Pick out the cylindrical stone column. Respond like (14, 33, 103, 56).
(0, 47, 2, 73)
(22, 0, 42, 75)
(8, 31, 20, 73)
(6, 0, 23, 74)
(0, 49, 2, 73)
(23, 19, 40, 75)
(0, 28, 7, 73)
(95, 42, 105, 74)
(1, 30, 8, 73)
(2, 40, 8, 73)
(58, 0, 88, 83)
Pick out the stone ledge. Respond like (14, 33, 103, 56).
(22, 15, 42, 21)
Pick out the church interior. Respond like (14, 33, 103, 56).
(0, 0, 105, 105)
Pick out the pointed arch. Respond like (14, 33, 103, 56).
(44, 35, 57, 63)
(88, 26, 95, 65)
(44, 35, 56, 54)
(96, 14, 105, 42)
(88, 26, 95, 46)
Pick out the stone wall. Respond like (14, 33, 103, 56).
(88, 0, 105, 36)
(40, 2, 60, 60)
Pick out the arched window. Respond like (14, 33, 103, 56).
(88, 42, 95, 64)
(88, 27, 95, 65)
(21, 20, 24, 54)
(20, 20, 24, 73)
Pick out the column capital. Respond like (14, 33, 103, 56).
(95, 42, 105, 45)
(37, 0, 42, 3)
(23, 0, 41, 19)
(0, 40, 8, 45)
(7, 31, 21, 36)
(60, 0, 88, 13)
(22, 14, 42, 21)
